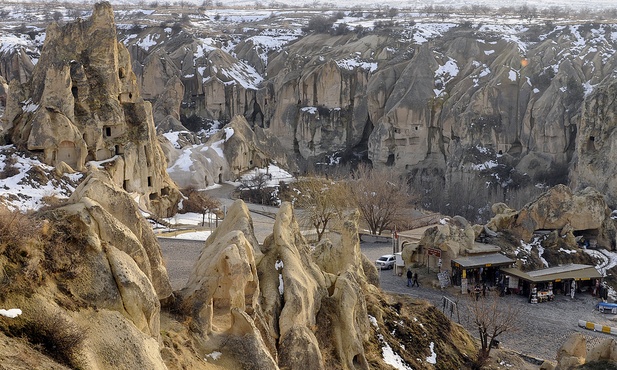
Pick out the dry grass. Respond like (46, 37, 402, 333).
(0, 156, 19, 179)
(10, 308, 87, 368)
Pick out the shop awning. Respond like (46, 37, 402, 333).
(452, 253, 515, 269)
(501, 264, 601, 283)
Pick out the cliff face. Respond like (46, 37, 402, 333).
(3, 8, 617, 205)
(1, 2, 180, 215)
(113, 19, 617, 205)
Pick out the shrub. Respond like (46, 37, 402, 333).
(0, 157, 19, 179)
(303, 15, 335, 33)
(16, 309, 87, 367)
(0, 207, 41, 255)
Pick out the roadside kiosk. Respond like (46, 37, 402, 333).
(451, 253, 515, 294)
(500, 264, 602, 303)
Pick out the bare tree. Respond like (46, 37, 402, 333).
(348, 164, 411, 235)
(465, 291, 520, 368)
(238, 171, 272, 205)
(286, 177, 349, 242)
(180, 187, 221, 226)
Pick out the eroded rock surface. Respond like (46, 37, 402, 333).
(1, 2, 180, 215)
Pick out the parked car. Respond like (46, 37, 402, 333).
(375, 254, 396, 270)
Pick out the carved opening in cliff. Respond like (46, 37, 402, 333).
(250, 100, 264, 127)
(123, 180, 129, 191)
(147, 176, 152, 187)
(572, 229, 599, 245)
(161, 187, 170, 196)
(508, 140, 523, 155)
(218, 173, 222, 183)
(119, 67, 126, 79)
(386, 153, 395, 166)
(58, 141, 78, 169)
(149, 192, 158, 200)
(104, 126, 112, 137)
(71, 86, 78, 99)
(587, 136, 596, 151)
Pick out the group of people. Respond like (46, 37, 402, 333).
(592, 279, 610, 302)
(406, 269, 420, 287)
(468, 284, 488, 300)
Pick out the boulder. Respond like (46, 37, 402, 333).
(556, 332, 586, 369)
(586, 338, 617, 363)
(418, 217, 476, 265)
(500, 185, 616, 245)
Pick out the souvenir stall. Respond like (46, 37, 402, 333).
(500, 264, 602, 303)
(451, 253, 515, 294)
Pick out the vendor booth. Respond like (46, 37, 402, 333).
(451, 253, 515, 294)
(500, 264, 602, 303)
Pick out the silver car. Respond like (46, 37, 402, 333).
(375, 254, 396, 270)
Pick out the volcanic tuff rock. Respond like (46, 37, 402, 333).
(0, 170, 173, 369)
(1, 2, 180, 215)
(553, 333, 617, 369)
(572, 77, 617, 207)
(7, 11, 617, 207)
(161, 115, 280, 189)
(486, 184, 616, 248)
(115, 18, 617, 207)
(175, 198, 476, 369)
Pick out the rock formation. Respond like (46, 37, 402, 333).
(99, 17, 617, 214)
(1, 2, 180, 215)
(552, 333, 617, 370)
(0, 167, 172, 369)
(175, 198, 476, 369)
(5, 10, 617, 211)
(486, 184, 616, 249)
(161, 115, 281, 189)
(572, 77, 617, 207)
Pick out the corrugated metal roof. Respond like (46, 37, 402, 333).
(501, 264, 602, 283)
(452, 253, 515, 268)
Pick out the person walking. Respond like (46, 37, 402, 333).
(570, 280, 576, 299)
(412, 272, 420, 287)
(407, 269, 413, 287)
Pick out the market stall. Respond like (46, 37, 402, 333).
(500, 264, 602, 303)
(451, 253, 515, 294)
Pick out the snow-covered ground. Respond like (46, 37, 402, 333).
(5, 0, 617, 11)
(0, 146, 83, 212)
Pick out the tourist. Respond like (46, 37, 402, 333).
(407, 269, 412, 287)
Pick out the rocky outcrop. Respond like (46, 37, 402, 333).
(1, 2, 180, 216)
(113, 20, 617, 211)
(418, 216, 476, 268)
(0, 169, 173, 369)
(486, 184, 616, 248)
(6, 12, 617, 209)
(161, 115, 281, 189)
(572, 78, 617, 207)
(554, 333, 617, 370)
(176, 197, 475, 369)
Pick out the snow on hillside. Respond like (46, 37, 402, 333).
(5, 0, 617, 11)
(0, 146, 83, 212)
